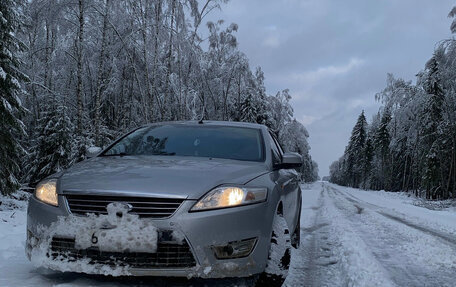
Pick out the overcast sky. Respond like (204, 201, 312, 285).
(207, 0, 455, 176)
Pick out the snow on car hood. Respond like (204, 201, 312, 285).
(59, 155, 269, 199)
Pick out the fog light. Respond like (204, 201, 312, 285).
(212, 237, 257, 259)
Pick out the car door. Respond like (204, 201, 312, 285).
(268, 132, 300, 232)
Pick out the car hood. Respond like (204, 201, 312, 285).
(59, 156, 269, 199)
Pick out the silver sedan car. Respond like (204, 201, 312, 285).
(26, 121, 302, 286)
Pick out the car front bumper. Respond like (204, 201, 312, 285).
(26, 194, 273, 278)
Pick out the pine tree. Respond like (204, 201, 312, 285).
(361, 135, 374, 188)
(239, 94, 258, 123)
(420, 55, 445, 199)
(346, 111, 368, 187)
(27, 98, 75, 184)
(253, 67, 270, 125)
(0, 0, 27, 195)
(374, 109, 391, 190)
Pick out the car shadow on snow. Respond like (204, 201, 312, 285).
(37, 269, 254, 287)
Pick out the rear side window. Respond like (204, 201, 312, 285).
(102, 125, 265, 162)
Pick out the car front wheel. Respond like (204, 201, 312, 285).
(291, 204, 301, 248)
(254, 213, 291, 287)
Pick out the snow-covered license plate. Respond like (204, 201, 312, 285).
(68, 211, 159, 253)
(74, 226, 158, 253)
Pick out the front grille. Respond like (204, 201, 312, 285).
(65, 194, 184, 218)
(50, 236, 196, 268)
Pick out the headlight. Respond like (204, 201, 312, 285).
(191, 186, 267, 211)
(35, 179, 58, 206)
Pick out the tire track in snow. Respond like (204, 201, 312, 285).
(326, 186, 419, 286)
(376, 212, 456, 246)
(326, 183, 456, 287)
(328, 185, 456, 247)
(301, 188, 331, 287)
(322, 185, 395, 287)
(287, 184, 341, 287)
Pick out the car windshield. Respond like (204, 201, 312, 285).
(102, 124, 264, 162)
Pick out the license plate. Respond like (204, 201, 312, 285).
(73, 216, 158, 253)
(90, 227, 158, 253)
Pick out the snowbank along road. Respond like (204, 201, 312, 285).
(2, 182, 456, 286)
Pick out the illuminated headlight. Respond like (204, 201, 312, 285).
(191, 187, 267, 211)
(35, 179, 58, 206)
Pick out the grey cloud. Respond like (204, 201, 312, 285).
(207, 0, 455, 175)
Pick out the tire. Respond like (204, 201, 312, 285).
(291, 215, 301, 249)
(254, 213, 291, 287)
(291, 204, 301, 249)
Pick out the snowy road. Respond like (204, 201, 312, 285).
(287, 182, 456, 287)
(2, 183, 456, 286)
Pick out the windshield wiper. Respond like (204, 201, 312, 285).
(100, 151, 176, 157)
(100, 152, 129, 157)
(151, 152, 176, 156)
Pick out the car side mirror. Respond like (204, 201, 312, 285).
(276, 152, 303, 169)
(86, 146, 102, 158)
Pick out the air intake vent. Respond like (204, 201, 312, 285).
(50, 236, 196, 268)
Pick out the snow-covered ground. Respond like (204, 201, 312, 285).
(286, 182, 456, 287)
(2, 183, 456, 286)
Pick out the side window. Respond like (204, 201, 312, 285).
(268, 131, 282, 165)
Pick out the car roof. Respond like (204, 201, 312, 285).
(143, 120, 267, 130)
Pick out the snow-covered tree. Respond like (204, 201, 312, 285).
(344, 111, 367, 187)
(239, 94, 258, 123)
(279, 119, 318, 182)
(26, 98, 75, 184)
(0, 0, 27, 195)
(330, 8, 456, 198)
(0, 0, 320, 187)
(267, 89, 293, 137)
(418, 54, 445, 199)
